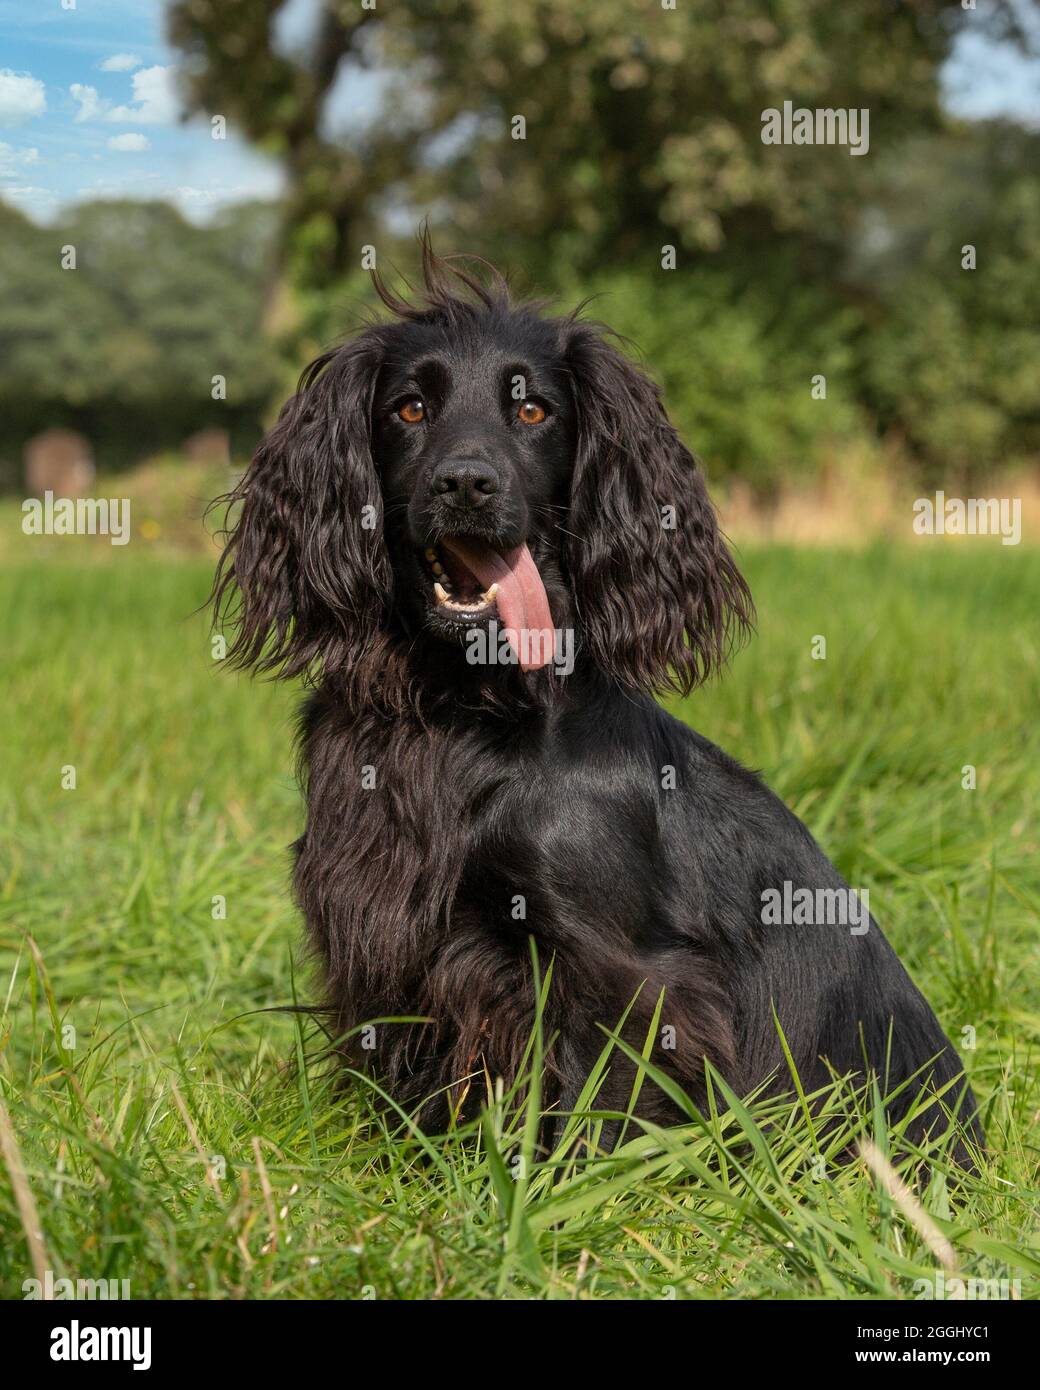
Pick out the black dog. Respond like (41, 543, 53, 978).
(215, 246, 980, 1158)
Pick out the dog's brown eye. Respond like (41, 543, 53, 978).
(518, 400, 546, 424)
(398, 399, 425, 424)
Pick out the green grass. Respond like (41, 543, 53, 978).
(1, 544, 1038, 1300)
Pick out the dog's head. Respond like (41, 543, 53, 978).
(214, 245, 752, 703)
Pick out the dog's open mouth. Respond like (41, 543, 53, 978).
(423, 542, 500, 619)
(420, 537, 555, 671)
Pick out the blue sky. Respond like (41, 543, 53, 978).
(0, 0, 284, 222)
(0, 0, 1037, 226)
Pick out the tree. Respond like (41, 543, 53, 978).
(167, 0, 1030, 282)
(0, 200, 282, 477)
(163, 1, 1040, 486)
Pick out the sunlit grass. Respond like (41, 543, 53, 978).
(0, 547, 1037, 1299)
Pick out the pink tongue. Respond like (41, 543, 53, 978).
(440, 538, 555, 671)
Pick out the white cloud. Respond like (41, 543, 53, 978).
(272, 0, 325, 57)
(173, 186, 225, 209)
(171, 168, 285, 221)
(107, 132, 150, 152)
(0, 185, 57, 218)
(0, 70, 47, 125)
(71, 67, 179, 129)
(107, 66, 178, 125)
(99, 54, 142, 73)
(0, 141, 39, 174)
(70, 83, 105, 123)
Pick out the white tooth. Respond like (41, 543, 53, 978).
(482, 583, 498, 603)
(434, 582, 449, 604)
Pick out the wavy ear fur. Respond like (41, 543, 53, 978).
(212, 334, 391, 682)
(564, 322, 754, 696)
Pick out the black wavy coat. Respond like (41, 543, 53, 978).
(214, 248, 980, 1157)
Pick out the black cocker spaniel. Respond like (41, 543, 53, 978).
(214, 243, 980, 1161)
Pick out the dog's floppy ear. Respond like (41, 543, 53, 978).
(213, 333, 390, 680)
(564, 322, 753, 695)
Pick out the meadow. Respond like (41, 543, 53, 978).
(1, 531, 1037, 1300)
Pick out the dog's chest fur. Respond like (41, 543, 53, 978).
(294, 684, 734, 1121)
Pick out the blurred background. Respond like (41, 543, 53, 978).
(0, 0, 1038, 541)
(2, 2, 1040, 550)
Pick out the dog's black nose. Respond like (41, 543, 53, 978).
(430, 458, 500, 509)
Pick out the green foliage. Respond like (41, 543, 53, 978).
(374, 0, 958, 269)
(856, 124, 1040, 479)
(170, 0, 985, 273)
(558, 266, 865, 488)
(166, 1, 1039, 486)
(0, 200, 282, 477)
(4, 3, 1037, 488)
(0, 546, 1037, 1297)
